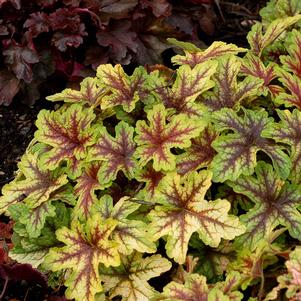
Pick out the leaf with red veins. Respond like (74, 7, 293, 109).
(280, 29, 301, 78)
(247, 16, 301, 56)
(211, 108, 291, 182)
(35, 104, 96, 179)
(74, 162, 105, 219)
(169, 38, 246, 67)
(176, 126, 217, 175)
(88, 121, 138, 184)
(148, 171, 245, 264)
(45, 216, 120, 301)
(100, 252, 171, 301)
(135, 164, 164, 198)
(203, 56, 264, 111)
(150, 61, 217, 117)
(46, 77, 107, 107)
(227, 162, 301, 251)
(94, 195, 156, 254)
(240, 53, 279, 97)
(97, 64, 147, 112)
(135, 104, 204, 172)
(275, 68, 301, 109)
(262, 109, 301, 184)
(0, 152, 67, 214)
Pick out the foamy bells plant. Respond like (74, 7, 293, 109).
(1, 11, 301, 301)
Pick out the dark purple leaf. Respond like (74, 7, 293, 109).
(0, 70, 20, 105)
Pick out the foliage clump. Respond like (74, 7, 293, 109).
(2, 3, 301, 300)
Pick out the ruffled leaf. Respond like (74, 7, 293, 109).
(100, 252, 171, 301)
(148, 171, 245, 264)
(35, 104, 96, 178)
(45, 216, 120, 301)
(203, 55, 263, 111)
(275, 68, 301, 109)
(169, 39, 246, 67)
(135, 104, 204, 171)
(149, 61, 217, 117)
(240, 53, 280, 96)
(211, 108, 291, 182)
(280, 29, 301, 78)
(228, 162, 301, 250)
(74, 162, 103, 219)
(97, 64, 148, 112)
(94, 195, 156, 255)
(46, 77, 106, 107)
(263, 109, 301, 184)
(247, 15, 301, 56)
(0, 152, 67, 213)
(176, 126, 217, 175)
(88, 121, 138, 184)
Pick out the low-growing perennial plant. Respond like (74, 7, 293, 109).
(2, 3, 301, 300)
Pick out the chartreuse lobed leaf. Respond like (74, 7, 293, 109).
(247, 15, 301, 56)
(148, 170, 245, 264)
(211, 108, 291, 182)
(149, 61, 217, 117)
(93, 195, 156, 255)
(35, 104, 96, 178)
(46, 77, 107, 107)
(44, 215, 120, 301)
(100, 252, 171, 301)
(176, 125, 217, 175)
(240, 53, 280, 96)
(74, 162, 104, 219)
(88, 121, 138, 184)
(203, 55, 264, 111)
(97, 64, 148, 112)
(0, 152, 67, 213)
(275, 67, 301, 109)
(280, 29, 301, 77)
(262, 109, 301, 184)
(228, 162, 301, 251)
(135, 103, 204, 171)
(169, 38, 246, 67)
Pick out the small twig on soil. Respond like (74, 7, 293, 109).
(0, 277, 9, 300)
(220, 1, 255, 17)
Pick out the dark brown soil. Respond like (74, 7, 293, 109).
(0, 0, 268, 299)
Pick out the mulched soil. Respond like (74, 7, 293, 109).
(0, 0, 268, 299)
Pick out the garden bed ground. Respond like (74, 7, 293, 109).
(0, 0, 267, 299)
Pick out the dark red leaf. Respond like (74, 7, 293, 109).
(140, 0, 171, 17)
(0, 263, 47, 287)
(0, 70, 20, 105)
(0, 0, 20, 9)
(24, 12, 50, 38)
(3, 43, 39, 83)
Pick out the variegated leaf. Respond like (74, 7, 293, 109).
(228, 162, 301, 250)
(88, 121, 138, 184)
(262, 109, 301, 184)
(135, 104, 204, 171)
(94, 195, 156, 254)
(100, 252, 171, 301)
(203, 55, 263, 111)
(97, 64, 147, 112)
(149, 61, 217, 117)
(45, 216, 120, 301)
(211, 108, 291, 182)
(35, 104, 96, 178)
(46, 77, 106, 107)
(169, 38, 246, 67)
(148, 171, 245, 264)
(0, 152, 67, 213)
(176, 126, 217, 175)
